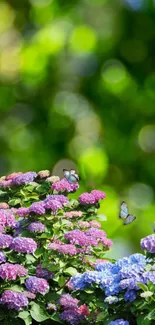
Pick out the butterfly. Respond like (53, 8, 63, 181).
(119, 201, 136, 225)
(63, 169, 79, 183)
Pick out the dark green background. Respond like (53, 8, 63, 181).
(0, 0, 155, 256)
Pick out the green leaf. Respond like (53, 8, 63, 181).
(48, 264, 60, 272)
(50, 312, 63, 323)
(9, 198, 21, 206)
(64, 267, 78, 276)
(145, 264, 152, 272)
(30, 302, 49, 322)
(96, 311, 108, 322)
(58, 275, 66, 287)
(137, 282, 148, 291)
(137, 315, 151, 325)
(18, 311, 32, 325)
(145, 310, 155, 320)
(5, 285, 22, 292)
(34, 247, 44, 258)
(26, 254, 36, 264)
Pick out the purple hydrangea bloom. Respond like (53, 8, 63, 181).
(124, 289, 137, 302)
(0, 290, 28, 310)
(108, 320, 129, 325)
(25, 276, 49, 295)
(0, 234, 13, 248)
(64, 229, 98, 247)
(29, 201, 45, 215)
(48, 243, 77, 256)
(140, 234, 155, 253)
(36, 264, 54, 279)
(23, 291, 36, 300)
(52, 178, 79, 193)
(0, 180, 13, 188)
(0, 263, 27, 280)
(0, 252, 6, 264)
(28, 222, 46, 233)
(10, 237, 37, 254)
(44, 199, 62, 212)
(78, 193, 96, 205)
(13, 172, 37, 185)
(0, 209, 17, 229)
(59, 294, 79, 309)
(119, 276, 141, 290)
(91, 190, 106, 202)
(85, 228, 106, 239)
(16, 207, 29, 217)
(60, 309, 84, 325)
(45, 194, 68, 205)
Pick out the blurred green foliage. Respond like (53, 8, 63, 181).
(0, 0, 155, 255)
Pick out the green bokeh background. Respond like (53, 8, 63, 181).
(0, 0, 155, 257)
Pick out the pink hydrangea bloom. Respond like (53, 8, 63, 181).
(91, 190, 106, 202)
(52, 178, 79, 193)
(0, 263, 27, 280)
(78, 193, 96, 205)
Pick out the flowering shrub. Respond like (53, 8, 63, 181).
(0, 169, 110, 324)
(1, 169, 155, 325)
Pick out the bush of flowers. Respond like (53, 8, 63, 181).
(0, 170, 155, 325)
(0, 170, 112, 324)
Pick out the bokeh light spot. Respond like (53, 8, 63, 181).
(138, 125, 155, 152)
(129, 183, 154, 209)
(69, 25, 97, 53)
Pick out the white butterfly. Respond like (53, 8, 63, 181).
(63, 169, 79, 183)
(119, 201, 136, 225)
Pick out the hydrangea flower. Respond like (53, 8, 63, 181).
(0, 180, 13, 187)
(78, 304, 89, 316)
(46, 176, 60, 183)
(64, 211, 83, 218)
(23, 291, 36, 300)
(78, 193, 96, 205)
(10, 237, 37, 254)
(64, 229, 98, 247)
(59, 294, 79, 309)
(36, 264, 54, 279)
(108, 320, 129, 325)
(0, 263, 28, 280)
(89, 220, 101, 228)
(85, 228, 106, 239)
(124, 289, 137, 302)
(25, 276, 49, 295)
(77, 221, 90, 229)
(16, 207, 29, 217)
(13, 172, 37, 185)
(0, 252, 6, 263)
(0, 209, 17, 229)
(48, 242, 77, 256)
(44, 199, 62, 212)
(45, 194, 68, 205)
(104, 296, 119, 304)
(91, 190, 106, 202)
(0, 203, 9, 209)
(0, 234, 13, 248)
(0, 290, 29, 310)
(6, 172, 22, 180)
(38, 170, 50, 178)
(29, 201, 45, 215)
(27, 222, 46, 233)
(140, 234, 155, 253)
(52, 178, 79, 193)
(60, 309, 84, 325)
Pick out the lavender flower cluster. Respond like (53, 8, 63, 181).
(59, 294, 89, 325)
(25, 276, 49, 295)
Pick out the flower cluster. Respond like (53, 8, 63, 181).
(27, 222, 46, 233)
(51, 178, 79, 193)
(0, 209, 17, 229)
(0, 263, 28, 280)
(71, 253, 148, 302)
(79, 190, 106, 205)
(59, 294, 89, 325)
(10, 237, 37, 254)
(25, 276, 49, 295)
(0, 290, 28, 310)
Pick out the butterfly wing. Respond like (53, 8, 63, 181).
(124, 214, 136, 225)
(63, 169, 70, 180)
(119, 201, 128, 219)
(69, 169, 79, 182)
